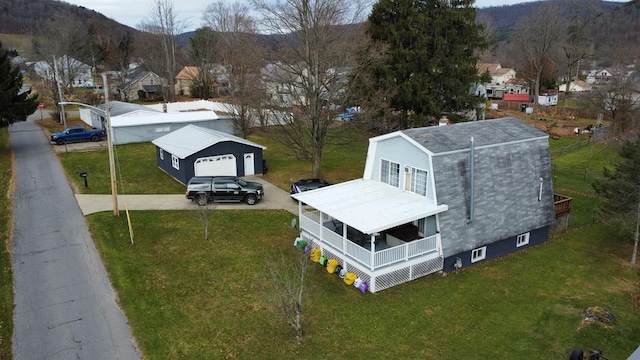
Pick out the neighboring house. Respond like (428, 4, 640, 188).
(586, 68, 615, 84)
(477, 63, 517, 85)
(261, 62, 308, 107)
(175, 65, 226, 97)
(152, 124, 266, 184)
(558, 80, 591, 92)
(116, 70, 164, 101)
(78, 100, 236, 145)
(291, 118, 555, 293)
(175, 66, 201, 97)
(32, 56, 94, 88)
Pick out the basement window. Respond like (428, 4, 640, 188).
(516, 232, 530, 247)
(471, 246, 486, 263)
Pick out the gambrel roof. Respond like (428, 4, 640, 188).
(294, 118, 555, 249)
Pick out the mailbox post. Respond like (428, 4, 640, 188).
(80, 172, 88, 188)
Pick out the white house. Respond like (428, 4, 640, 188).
(558, 80, 591, 92)
(292, 118, 555, 293)
(32, 56, 94, 88)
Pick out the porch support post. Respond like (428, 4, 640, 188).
(370, 234, 375, 271)
(342, 223, 347, 253)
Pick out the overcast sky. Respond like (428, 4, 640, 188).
(62, 0, 628, 31)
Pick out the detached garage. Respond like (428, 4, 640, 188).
(152, 124, 266, 185)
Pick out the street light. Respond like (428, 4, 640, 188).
(58, 74, 118, 217)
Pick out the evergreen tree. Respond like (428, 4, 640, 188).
(0, 42, 38, 128)
(593, 135, 640, 264)
(363, 0, 488, 128)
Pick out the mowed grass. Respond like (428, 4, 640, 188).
(0, 129, 13, 359)
(88, 210, 640, 359)
(74, 126, 640, 359)
(57, 125, 370, 194)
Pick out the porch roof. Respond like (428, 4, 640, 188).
(291, 179, 448, 234)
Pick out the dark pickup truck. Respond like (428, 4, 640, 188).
(185, 176, 264, 206)
(51, 126, 106, 145)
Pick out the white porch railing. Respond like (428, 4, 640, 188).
(299, 211, 439, 270)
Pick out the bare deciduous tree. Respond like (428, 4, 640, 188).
(32, 15, 90, 99)
(560, 0, 599, 107)
(262, 249, 311, 342)
(514, 2, 563, 104)
(202, 1, 265, 137)
(139, 0, 187, 102)
(252, 0, 370, 177)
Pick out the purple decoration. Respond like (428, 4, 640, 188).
(304, 244, 311, 254)
(358, 281, 369, 293)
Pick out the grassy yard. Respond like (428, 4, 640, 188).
(55, 125, 370, 195)
(0, 129, 13, 359)
(88, 211, 640, 359)
(42, 120, 639, 358)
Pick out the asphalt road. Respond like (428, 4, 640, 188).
(9, 116, 140, 359)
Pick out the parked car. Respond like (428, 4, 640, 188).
(290, 178, 331, 195)
(185, 176, 264, 206)
(50, 126, 106, 145)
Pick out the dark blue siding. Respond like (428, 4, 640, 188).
(442, 226, 549, 272)
(156, 141, 265, 185)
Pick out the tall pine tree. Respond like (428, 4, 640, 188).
(364, 0, 487, 128)
(0, 42, 38, 128)
(593, 135, 640, 265)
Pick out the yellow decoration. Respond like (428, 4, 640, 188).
(344, 272, 357, 285)
(309, 248, 321, 262)
(326, 259, 339, 273)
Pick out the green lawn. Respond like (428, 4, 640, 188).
(0, 129, 13, 359)
(88, 211, 640, 359)
(50, 124, 640, 358)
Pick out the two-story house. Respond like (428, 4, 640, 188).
(291, 118, 555, 293)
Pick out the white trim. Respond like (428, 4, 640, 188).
(516, 232, 530, 247)
(471, 246, 486, 263)
(171, 154, 179, 170)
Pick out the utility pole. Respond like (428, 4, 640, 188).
(53, 55, 67, 128)
(102, 73, 119, 217)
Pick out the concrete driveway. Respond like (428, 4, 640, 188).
(75, 175, 300, 215)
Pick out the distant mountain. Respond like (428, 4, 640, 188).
(0, 0, 136, 37)
(477, 0, 626, 42)
(1, 0, 636, 66)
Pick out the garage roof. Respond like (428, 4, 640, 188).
(291, 179, 448, 234)
(151, 124, 266, 159)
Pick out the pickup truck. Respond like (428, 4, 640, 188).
(51, 126, 106, 145)
(185, 176, 264, 206)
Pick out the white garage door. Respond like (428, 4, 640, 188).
(194, 154, 237, 176)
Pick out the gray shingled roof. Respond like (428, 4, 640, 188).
(402, 117, 548, 154)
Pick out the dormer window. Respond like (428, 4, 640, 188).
(381, 159, 400, 187)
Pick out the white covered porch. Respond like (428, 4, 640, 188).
(292, 179, 448, 292)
